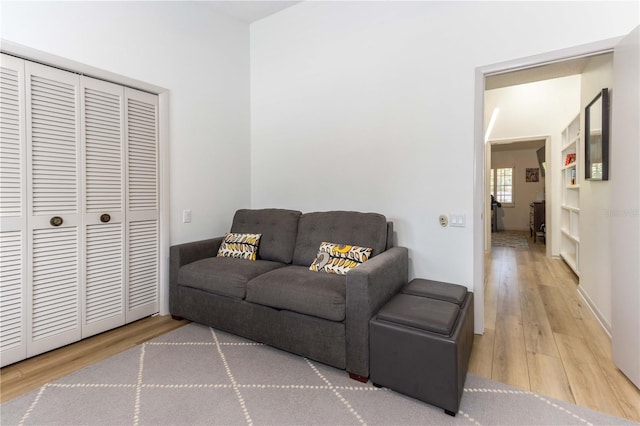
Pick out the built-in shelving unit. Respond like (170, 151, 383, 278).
(560, 114, 580, 275)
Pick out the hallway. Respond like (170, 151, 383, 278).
(468, 239, 640, 422)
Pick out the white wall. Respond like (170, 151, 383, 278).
(0, 1, 251, 245)
(579, 54, 614, 329)
(250, 1, 638, 285)
(485, 76, 581, 254)
(491, 148, 545, 231)
(610, 25, 640, 388)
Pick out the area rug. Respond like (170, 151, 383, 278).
(2, 323, 635, 426)
(491, 230, 530, 249)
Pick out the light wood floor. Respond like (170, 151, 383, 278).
(469, 236, 640, 422)
(2, 244, 639, 422)
(0, 314, 188, 403)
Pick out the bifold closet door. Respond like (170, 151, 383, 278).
(0, 56, 159, 365)
(0, 54, 28, 367)
(125, 88, 159, 323)
(83, 83, 160, 331)
(81, 77, 126, 338)
(25, 61, 82, 357)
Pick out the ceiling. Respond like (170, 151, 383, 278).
(202, 1, 301, 23)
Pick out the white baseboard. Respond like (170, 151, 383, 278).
(577, 286, 612, 338)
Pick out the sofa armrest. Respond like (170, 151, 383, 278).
(169, 237, 223, 315)
(345, 246, 408, 378)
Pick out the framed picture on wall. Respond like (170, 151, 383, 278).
(526, 168, 539, 182)
(585, 88, 609, 181)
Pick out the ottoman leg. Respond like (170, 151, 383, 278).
(445, 409, 456, 417)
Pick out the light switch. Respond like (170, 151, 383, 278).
(450, 213, 465, 227)
(183, 209, 192, 223)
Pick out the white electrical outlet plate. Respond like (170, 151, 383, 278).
(439, 214, 448, 227)
(183, 209, 192, 223)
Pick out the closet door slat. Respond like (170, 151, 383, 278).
(84, 85, 123, 213)
(127, 97, 158, 211)
(31, 227, 79, 341)
(29, 71, 79, 215)
(0, 59, 24, 217)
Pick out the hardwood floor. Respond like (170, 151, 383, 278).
(469, 236, 640, 422)
(2, 243, 639, 422)
(0, 314, 188, 403)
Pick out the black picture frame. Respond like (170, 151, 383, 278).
(585, 88, 609, 181)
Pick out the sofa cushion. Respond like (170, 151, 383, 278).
(309, 242, 373, 275)
(246, 265, 347, 322)
(292, 211, 388, 267)
(178, 257, 286, 299)
(217, 233, 261, 260)
(231, 209, 302, 264)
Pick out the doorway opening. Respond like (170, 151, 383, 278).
(471, 37, 621, 334)
(486, 137, 549, 255)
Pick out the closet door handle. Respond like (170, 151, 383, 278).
(50, 216, 63, 227)
(100, 214, 111, 223)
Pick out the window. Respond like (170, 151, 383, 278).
(490, 167, 514, 206)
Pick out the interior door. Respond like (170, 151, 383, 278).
(81, 76, 126, 338)
(0, 54, 27, 367)
(25, 61, 82, 357)
(611, 25, 640, 388)
(125, 88, 159, 322)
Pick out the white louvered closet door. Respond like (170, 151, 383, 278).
(25, 62, 82, 357)
(125, 88, 159, 322)
(0, 54, 27, 367)
(0, 56, 160, 366)
(81, 77, 126, 338)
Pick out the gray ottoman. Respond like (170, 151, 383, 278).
(369, 279, 474, 416)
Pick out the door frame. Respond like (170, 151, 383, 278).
(485, 135, 551, 255)
(472, 36, 623, 334)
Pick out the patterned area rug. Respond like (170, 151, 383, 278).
(491, 230, 530, 249)
(2, 323, 634, 426)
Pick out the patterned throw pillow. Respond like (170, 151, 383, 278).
(217, 233, 262, 260)
(309, 242, 373, 275)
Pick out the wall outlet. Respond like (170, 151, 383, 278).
(439, 214, 448, 227)
(182, 209, 192, 223)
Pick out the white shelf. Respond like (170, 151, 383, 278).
(560, 113, 580, 277)
(562, 137, 579, 150)
(561, 205, 580, 212)
(561, 228, 580, 243)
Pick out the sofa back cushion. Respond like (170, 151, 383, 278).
(292, 211, 388, 267)
(231, 209, 302, 264)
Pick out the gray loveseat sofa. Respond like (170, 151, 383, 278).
(170, 208, 408, 380)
